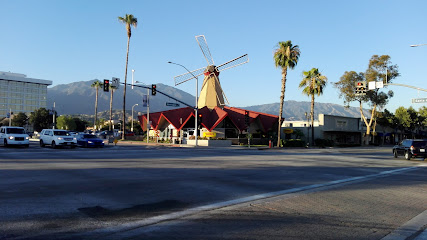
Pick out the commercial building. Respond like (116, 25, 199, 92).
(0, 71, 52, 118)
(282, 114, 362, 145)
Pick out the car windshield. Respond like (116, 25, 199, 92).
(6, 128, 25, 134)
(54, 131, 69, 136)
(84, 134, 98, 139)
(412, 141, 427, 147)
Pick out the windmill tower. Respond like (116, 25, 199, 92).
(173, 35, 249, 109)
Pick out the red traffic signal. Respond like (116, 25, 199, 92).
(151, 84, 157, 95)
(103, 79, 110, 92)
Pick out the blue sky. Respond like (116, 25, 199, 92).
(1, 0, 426, 113)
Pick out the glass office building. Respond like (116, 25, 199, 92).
(0, 71, 52, 118)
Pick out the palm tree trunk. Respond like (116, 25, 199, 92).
(311, 94, 315, 146)
(122, 36, 130, 140)
(94, 87, 98, 130)
(109, 89, 114, 131)
(277, 68, 287, 147)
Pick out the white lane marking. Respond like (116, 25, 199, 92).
(381, 210, 427, 240)
(81, 165, 425, 238)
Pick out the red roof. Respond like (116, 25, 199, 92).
(138, 106, 278, 133)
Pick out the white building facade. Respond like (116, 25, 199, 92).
(0, 71, 52, 117)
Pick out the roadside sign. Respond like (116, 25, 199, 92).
(412, 98, 427, 103)
(368, 81, 384, 90)
(112, 77, 120, 89)
(166, 102, 180, 107)
(142, 95, 149, 107)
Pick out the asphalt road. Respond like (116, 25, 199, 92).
(0, 143, 426, 240)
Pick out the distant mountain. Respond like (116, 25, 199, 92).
(242, 100, 368, 120)
(47, 80, 366, 120)
(47, 80, 195, 115)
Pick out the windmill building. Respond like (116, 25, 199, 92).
(139, 35, 279, 144)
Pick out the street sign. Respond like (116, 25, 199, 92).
(142, 95, 149, 107)
(166, 102, 180, 107)
(368, 81, 384, 90)
(412, 98, 427, 103)
(111, 77, 120, 89)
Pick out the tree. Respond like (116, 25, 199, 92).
(335, 55, 399, 145)
(395, 106, 411, 140)
(56, 115, 76, 130)
(118, 14, 138, 140)
(273, 41, 300, 147)
(73, 117, 88, 132)
(29, 108, 55, 132)
(299, 68, 327, 146)
(11, 112, 28, 127)
(109, 85, 118, 131)
(91, 80, 102, 130)
(419, 106, 427, 127)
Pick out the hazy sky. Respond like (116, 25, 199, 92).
(1, 0, 426, 112)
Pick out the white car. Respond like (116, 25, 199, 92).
(0, 126, 30, 147)
(39, 129, 77, 148)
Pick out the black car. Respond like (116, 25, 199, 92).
(393, 139, 427, 160)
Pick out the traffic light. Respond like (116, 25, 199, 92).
(198, 114, 202, 129)
(103, 79, 110, 92)
(151, 84, 157, 96)
(355, 81, 366, 96)
(244, 110, 250, 126)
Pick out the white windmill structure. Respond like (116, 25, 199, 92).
(173, 35, 249, 109)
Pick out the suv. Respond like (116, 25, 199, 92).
(39, 129, 77, 148)
(393, 139, 427, 160)
(0, 126, 30, 147)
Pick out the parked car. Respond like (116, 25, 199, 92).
(393, 139, 427, 160)
(97, 130, 114, 139)
(76, 134, 104, 148)
(39, 129, 77, 148)
(0, 126, 30, 147)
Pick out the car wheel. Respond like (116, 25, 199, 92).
(25, 144, 29, 148)
(84, 142, 88, 148)
(405, 151, 411, 160)
(52, 141, 57, 149)
(393, 150, 398, 158)
(4, 139, 8, 147)
(40, 140, 45, 147)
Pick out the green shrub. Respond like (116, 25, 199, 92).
(282, 139, 306, 147)
(314, 138, 334, 148)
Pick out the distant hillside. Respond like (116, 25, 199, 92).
(47, 80, 366, 120)
(242, 100, 368, 120)
(47, 80, 195, 115)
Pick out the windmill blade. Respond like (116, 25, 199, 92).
(195, 35, 214, 66)
(217, 54, 249, 72)
(173, 67, 205, 86)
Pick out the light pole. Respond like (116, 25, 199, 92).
(131, 103, 138, 132)
(131, 69, 135, 89)
(135, 81, 150, 143)
(168, 61, 199, 147)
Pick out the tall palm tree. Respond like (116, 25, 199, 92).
(118, 14, 138, 140)
(91, 80, 102, 130)
(109, 85, 117, 131)
(299, 68, 327, 146)
(273, 41, 300, 147)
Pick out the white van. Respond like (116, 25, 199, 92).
(0, 126, 30, 147)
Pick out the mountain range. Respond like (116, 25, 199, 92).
(47, 80, 366, 120)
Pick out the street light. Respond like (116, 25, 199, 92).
(135, 81, 150, 143)
(168, 61, 199, 147)
(131, 69, 135, 89)
(131, 103, 138, 132)
(410, 44, 427, 47)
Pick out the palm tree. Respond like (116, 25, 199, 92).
(91, 80, 102, 130)
(299, 68, 327, 146)
(273, 41, 300, 147)
(118, 14, 138, 140)
(109, 85, 117, 131)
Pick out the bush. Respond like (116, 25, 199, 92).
(314, 138, 334, 148)
(282, 139, 306, 147)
